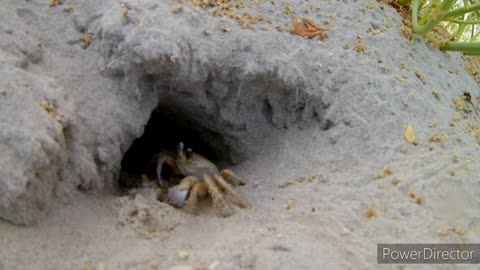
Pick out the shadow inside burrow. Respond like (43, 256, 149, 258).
(119, 105, 234, 190)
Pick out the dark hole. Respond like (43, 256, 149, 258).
(119, 105, 231, 188)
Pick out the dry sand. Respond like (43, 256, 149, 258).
(1, 0, 480, 269)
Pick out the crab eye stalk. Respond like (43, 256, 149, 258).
(186, 148, 193, 159)
(177, 142, 188, 161)
(177, 142, 184, 153)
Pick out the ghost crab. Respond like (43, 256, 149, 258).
(155, 142, 249, 217)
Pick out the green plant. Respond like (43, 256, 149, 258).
(402, 0, 480, 54)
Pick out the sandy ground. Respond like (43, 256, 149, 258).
(1, 0, 480, 269)
(2, 124, 480, 270)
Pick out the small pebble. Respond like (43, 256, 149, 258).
(340, 227, 351, 236)
(170, 266, 194, 270)
(97, 263, 107, 270)
(171, 6, 183, 13)
(178, 250, 189, 260)
(284, 200, 295, 210)
(208, 260, 220, 269)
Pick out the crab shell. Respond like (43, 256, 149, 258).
(157, 143, 248, 216)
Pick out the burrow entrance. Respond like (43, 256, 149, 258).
(119, 105, 234, 188)
(118, 73, 331, 189)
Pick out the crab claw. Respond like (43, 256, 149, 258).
(168, 183, 189, 207)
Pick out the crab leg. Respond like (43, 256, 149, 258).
(203, 174, 234, 217)
(183, 181, 208, 215)
(221, 169, 246, 186)
(214, 175, 249, 209)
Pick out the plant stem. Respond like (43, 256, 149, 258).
(444, 2, 480, 18)
(412, 0, 441, 35)
(413, 0, 480, 38)
(441, 0, 457, 11)
(451, 19, 480, 24)
(440, 41, 480, 53)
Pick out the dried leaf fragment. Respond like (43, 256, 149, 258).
(400, 25, 413, 40)
(80, 33, 93, 49)
(452, 225, 466, 237)
(306, 176, 316, 183)
(291, 17, 330, 39)
(122, 6, 129, 18)
(40, 100, 63, 123)
(408, 191, 425, 205)
(367, 28, 382, 35)
(375, 167, 394, 179)
(49, 0, 61, 7)
(428, 121, 439, 128)
(354, 37, 367, 53)
(283, 4, 295, 15)
(400, 63, 409, 71)
(64, 3, 75, 12)
(429, 133, 446, 143)
(437, 227, 450, 237)
(278, 180, 295, 188)
(437, 226, 466, 238)
(221, 25, 231, 32)
(366, 206, 377, 220)
(404, 124, 418, 145)
(149, 226, 162, 233)
(392, 178, 402, 186)
(415, 69, 427, 85)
